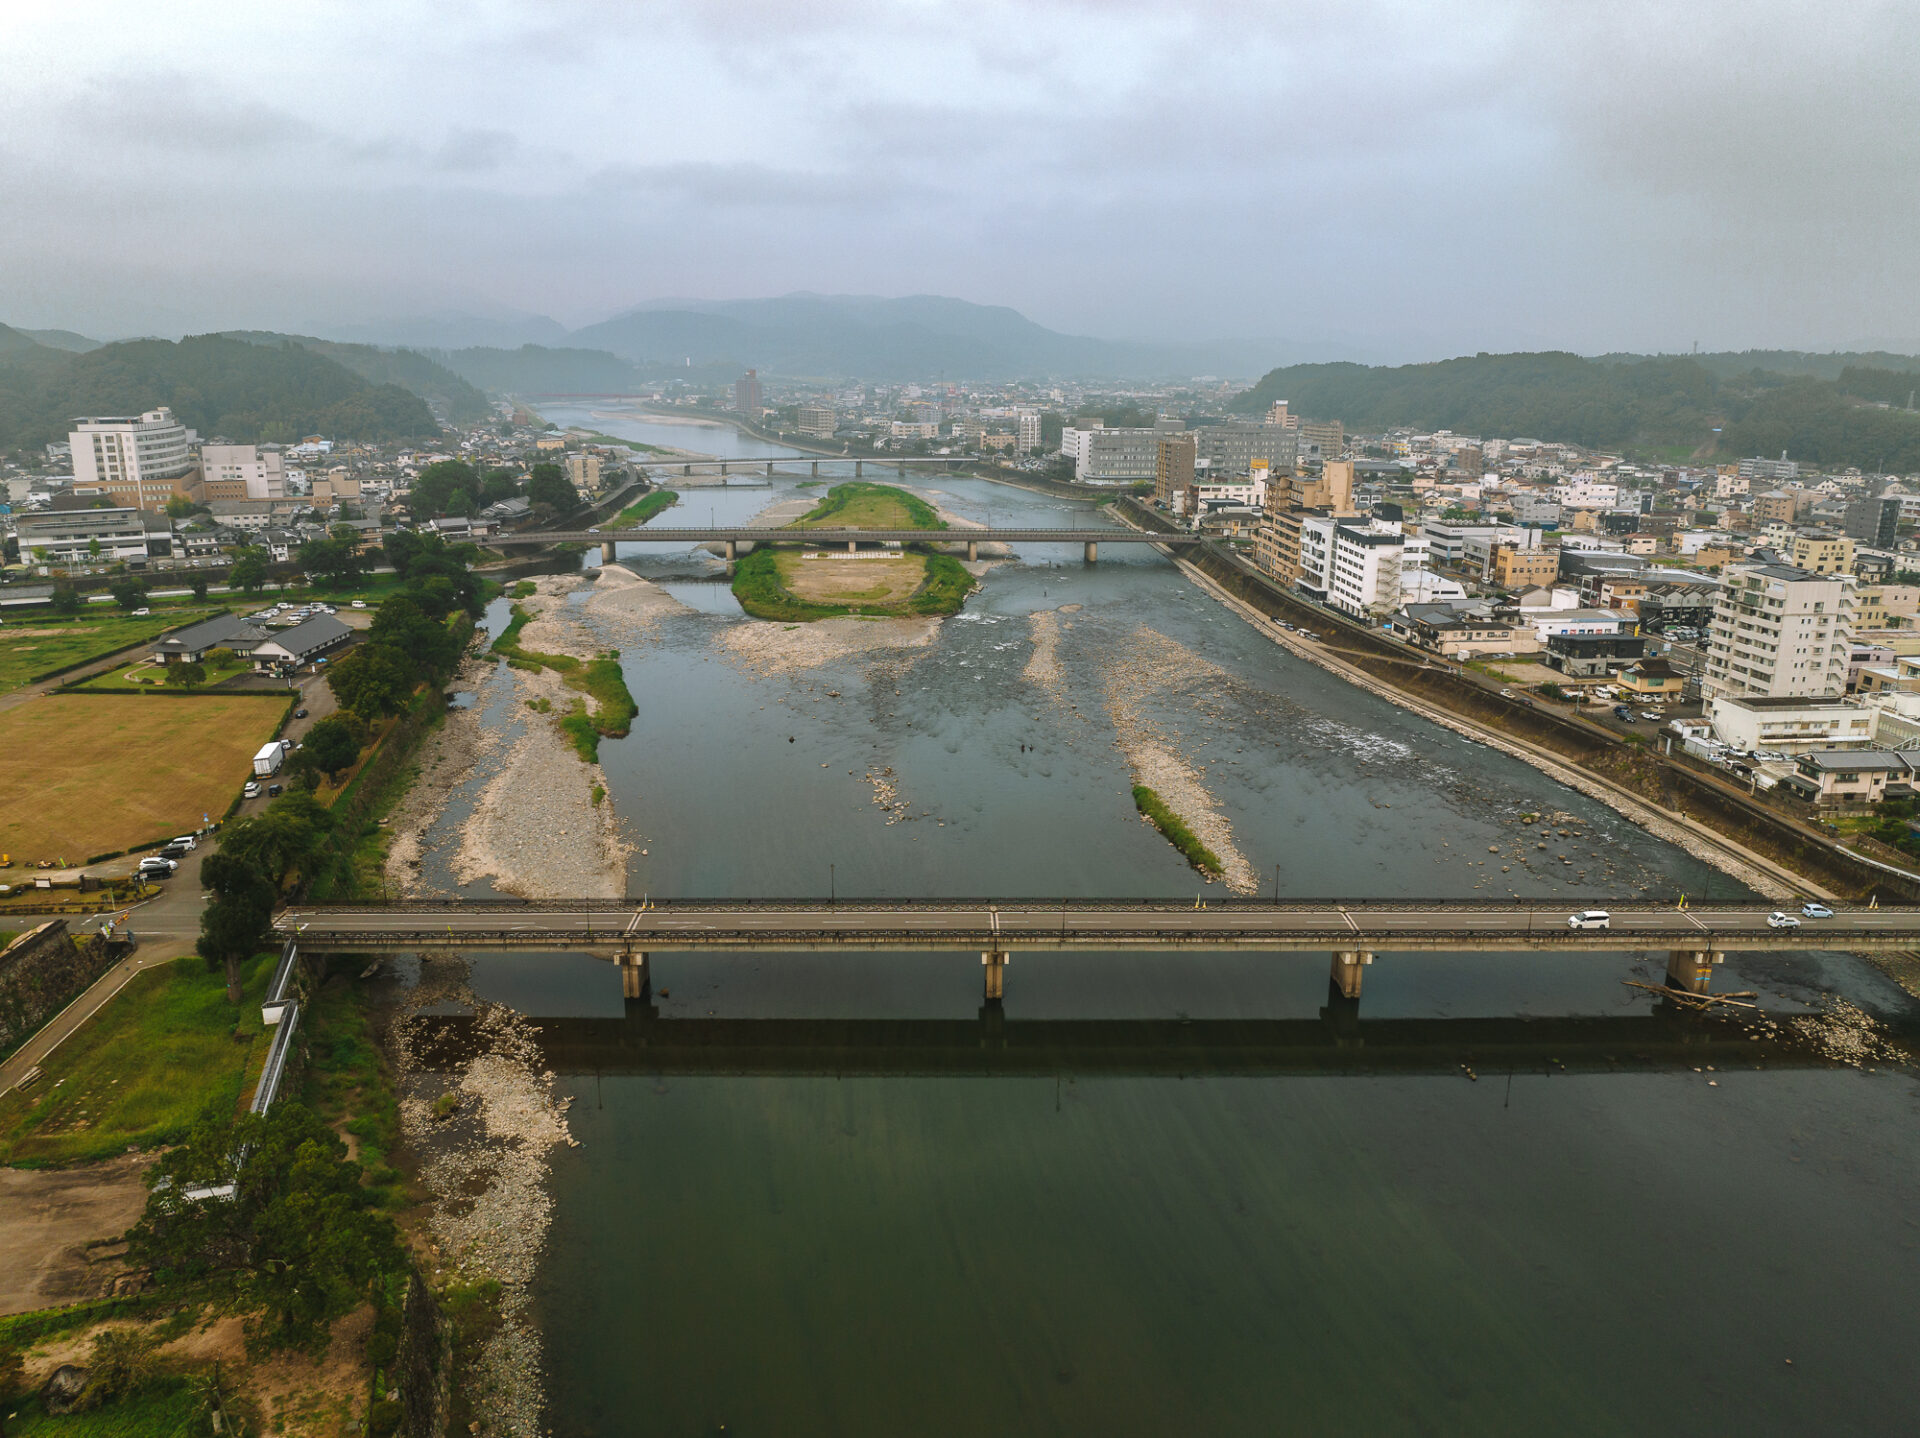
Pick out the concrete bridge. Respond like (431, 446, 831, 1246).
(505, 526, 1191, 565)
(274, 899, 1920, 1004)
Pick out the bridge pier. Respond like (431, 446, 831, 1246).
(767, 461, 775, 477)
(847, 540, 857, 553)
(897, 463, 906, 477)
(1665, 949, 1723, 995)
(855, 460, 864, 477)
(982, 950, 1009, 1003)
(682, 463, 691, 476)
(618, 950, 649, 1000)
(966, 539, 978, 563)
(720, 462, 730, 476)
(725, 539, 737, 561)
(1330, 950, 1372, 1000)
(1083, 541, 1098, 564)
(812, 461, 819, 477)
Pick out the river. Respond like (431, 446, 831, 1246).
(469, 409, 1918, 1436)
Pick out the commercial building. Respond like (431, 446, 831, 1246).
(1061, 427, 1160, 483)
(1739, 454, 1799, 482)
(246, 613, 355, 671)
(796, 405, 837, 439)
(200, 443, 286, 500)
(1394, 602, 1538, 658)
(1706, 695, 1876, 753)
(1702, 562, 1853, 701)
(1787, 532, 1854, 575)
(1298, 418, 1344, 457)
(69, 409, 195, 490)
(16, 505, 171, 564)
(1843, 494, 1902, 548)
(1489, 544, 1560, 590)
(733, 369, 763, 415)
(1154, 434, 1196, 505)
(1194, 422, 1297, 479)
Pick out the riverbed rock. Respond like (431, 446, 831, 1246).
(42, 1365, 91, 1414)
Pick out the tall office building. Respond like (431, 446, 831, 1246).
(734, 369, 763, 415)
(1196, 422, 1297, 478)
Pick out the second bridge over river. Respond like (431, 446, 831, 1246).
(275, 899, 1920, 1003)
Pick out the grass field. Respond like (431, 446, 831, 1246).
(0, 608, 223, 694)
(608, 488, 679, 526)
(790, 481, 945, 531)
(75, 653, 254, 690)
(778, 552, 929, 605)
(0, 694, 288, 863)
(0, 953, 273, 1166)
(731, 547, 973, 621)
(8, 1378, 206, 1434)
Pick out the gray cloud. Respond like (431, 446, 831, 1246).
(0, 0, 1914, 358)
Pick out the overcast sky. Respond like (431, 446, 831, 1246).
(3, 0, 1916, 361)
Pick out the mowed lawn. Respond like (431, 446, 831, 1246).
(0, 695, 285, 862)
(0, 953, 273, 1165)
(0, 607, 222, 694)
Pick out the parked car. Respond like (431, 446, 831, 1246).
(1568, 910, 1611, 930)
(137, 856, 177, 875)
(1613, 705, 1634, 720)
(1800, 902, 1834, 919)
(243, 780, 262, 798)
(1767, 911, 1800, 930)
(1640, 711, 1663, 722)
(157, 843, 189, 861)
(352, 600, 367, 609)
(1499, 689, 1515, 698)
(170, 834, 197, 850)
(267, 783, 284, 797)
(294, 708, 309, 719)
(131, 607, 150, 616)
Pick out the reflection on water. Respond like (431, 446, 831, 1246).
(480, 417, 1920, 1437)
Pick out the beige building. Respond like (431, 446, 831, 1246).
(1703, 562, 1854, 701)
(566, 452, 603, 496)
(1489, 545, 1559, 590)
(1788, 532, 1854, 575)
(1154, 434, 1196, 506)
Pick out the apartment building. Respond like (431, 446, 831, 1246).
(1297, 517, 1429, 618)
(1017, 411, 1042, 452)
(796, 405, 837, 439)
(1702, 562, 1853, 701)
(1739, 454, 1799, 482)
(1154, 434, 1196, 505)
(1489, 544, 1560, 590)
(1298, 418, 1344, 457)
(566, 452, 602, 496)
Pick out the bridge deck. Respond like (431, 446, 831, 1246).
(275, 900, 1920, 954)
(506, 527, 1192, 546)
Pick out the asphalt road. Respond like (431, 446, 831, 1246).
(275, 900, 1920, 952)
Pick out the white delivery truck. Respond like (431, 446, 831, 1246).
(253, 740, 289, 777)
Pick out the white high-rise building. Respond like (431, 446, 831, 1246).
(1297, 516, 1430, 618)
(1702, 562, 1854, 700)
(200, 443, 286, 499)
(70, 409, 194, 487)
(1017, 410, 1042, 453)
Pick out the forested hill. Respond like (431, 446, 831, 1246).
(1231, 351, 1920, 471)
(0, 332, 442, 450)
(214, 331, 492, 423)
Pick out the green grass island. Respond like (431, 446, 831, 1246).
(729, 482, 979, 622)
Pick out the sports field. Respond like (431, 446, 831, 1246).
(0, 694, 287, 863)
(0, 606, 223, 694)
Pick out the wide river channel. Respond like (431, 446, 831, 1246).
(466, 408, 1917, 1436)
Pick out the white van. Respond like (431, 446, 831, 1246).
(1567, 910, 1611, 930)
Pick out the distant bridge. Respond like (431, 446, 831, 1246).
(507, 525, 1188, 563)
(275, 899, 1916, 1003)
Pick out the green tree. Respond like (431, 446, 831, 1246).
(229, 546, 270, 595)
(127, 1103, 404, 1354)
(410, 458, 479, 517)
(87, 537, 102, 560)
(79, 1327, 161, 1409)
(327, 642, 415, 718)
(526, 462, 576, 512)
(298, 536, 361, 588)
(49, 583, 83, 615)
(166, 660, 208, 690)
(191, 575, 210, 601)
(198, 849, 276, 1004)
(110, 577, 149, 610)
(302, 713, 367, 782)
(217, 795, 333, 890)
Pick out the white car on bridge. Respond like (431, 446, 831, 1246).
(1567, 910, 1611, 930)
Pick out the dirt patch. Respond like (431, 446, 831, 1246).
(0, 1154, 150, 1315)
(716, 614, 941, 676)
(778, 551, 927, 605)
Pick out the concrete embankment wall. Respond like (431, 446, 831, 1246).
(1110, 499, 1920, 903)
(0, 922, 128, 1059)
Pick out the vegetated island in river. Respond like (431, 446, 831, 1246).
(730, 481, 977, 621)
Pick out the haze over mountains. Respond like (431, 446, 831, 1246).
(297, 294, 1294, 385)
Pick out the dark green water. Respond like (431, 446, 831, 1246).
(478, 412, 1920, 1436)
